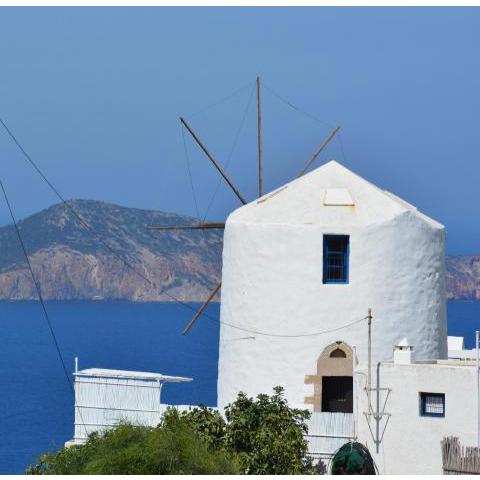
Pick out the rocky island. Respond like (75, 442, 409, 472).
(0, 200, 222, 302)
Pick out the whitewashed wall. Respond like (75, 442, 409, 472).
(217, 162, 447, 410)
(305, 412, 354, 458)
(355, 362, 477, 474)
(74, 375, 165, 440)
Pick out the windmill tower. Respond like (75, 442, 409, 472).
(217, 160, 447, 410)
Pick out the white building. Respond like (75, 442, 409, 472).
(68, 364, 192, 445)
(217, 160, 447, 410)
(355, 342, 477, 474)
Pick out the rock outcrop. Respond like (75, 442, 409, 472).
(446, 255, 480, 300)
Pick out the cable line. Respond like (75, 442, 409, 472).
(262, 82, 335, 129)
(189, 80, 255, 118)
(179, 122, 223, 267)
(181, 123, 202, 222)
(336, 130, 348, 164)
(0, 179, 88, 436)
(221, 315, 368, 339)
(262, 81, 348, 165)
(202, 80, 256, 222)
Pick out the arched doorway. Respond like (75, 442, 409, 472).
(305, 341, 353, 413)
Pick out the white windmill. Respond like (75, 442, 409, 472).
(151, 78, 446, 415)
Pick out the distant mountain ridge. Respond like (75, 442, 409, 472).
(0, 200, 222, 302)
(0, 199, 477, 302)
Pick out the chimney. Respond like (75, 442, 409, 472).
(394, 338, 414, 364)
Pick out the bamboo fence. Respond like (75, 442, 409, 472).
(441, 436, 480, 475)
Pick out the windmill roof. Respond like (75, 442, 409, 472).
(228, 160, 443, 229)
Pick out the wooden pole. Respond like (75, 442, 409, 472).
(180, 117, 247, 205)
(376, 361, 380, 453)
(183, 282, 222, 335)
(367, 308, 373, 413)
(148, 223, 225, 231)
(257, 76, 263, 198)
(476, 330, 479, 447)
(295, 125, 341, 179)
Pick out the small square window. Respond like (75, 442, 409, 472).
(323, 235, 349, 284)
(420, 392, 445, 417)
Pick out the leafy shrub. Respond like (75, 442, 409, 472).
(28, 387, 316, 475)
(27, 414, 240, 475)
(171, 405, 227, 449)
(225, 386, 314, 474)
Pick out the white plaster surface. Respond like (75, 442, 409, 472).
(448, 336, 465, 351)
(217, 160, 447, 410)
(355, 361, 477, 474)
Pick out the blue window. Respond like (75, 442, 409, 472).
(420, 392, 445, 417)
(323, 235, 349, 284)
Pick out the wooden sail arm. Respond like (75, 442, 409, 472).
(148, 222, 225, 231)
(183, 282, 221, 335)
(295, 125, 342, 179)
(180, 117, 247, 205)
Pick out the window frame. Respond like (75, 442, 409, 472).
(323, 234, 350, 284)
(419, 392, 445, 418)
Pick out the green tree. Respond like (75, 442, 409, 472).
(173, 405, 227, 449)
(224, 386, 314, 474)
(27, 414, 240, 475)
(27, 387, 317, 475)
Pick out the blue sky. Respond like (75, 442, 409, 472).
(0, 7, 478, 254)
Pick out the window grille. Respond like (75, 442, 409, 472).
(323, 235, 349, 284)
(420, 392, 445, 417)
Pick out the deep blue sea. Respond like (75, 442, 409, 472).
(0, 301, 220, 474)
(0, 300, 479, 474)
